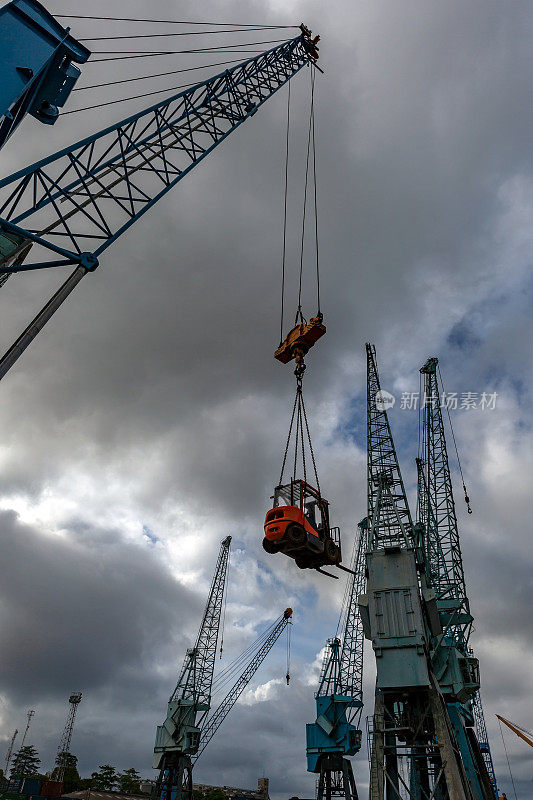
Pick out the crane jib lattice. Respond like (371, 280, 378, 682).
(0, 34, 313, 275)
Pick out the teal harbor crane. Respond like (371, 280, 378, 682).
(360, 344, 498, 800)
(305, 530, 366, 800)
(153, 535, 292, 800)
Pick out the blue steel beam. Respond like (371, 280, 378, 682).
(0, 31, 316, 381)
(0, 33, 312, 276)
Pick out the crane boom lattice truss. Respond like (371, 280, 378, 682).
(193, 608, 293, 763)
(0, 32, 315, 382)
(55, 692, 82, 782)
(153, 536, 231, 800)
(367, 344, 413, 549)
(363, 345, 497, 800)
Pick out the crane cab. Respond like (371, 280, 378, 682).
(263, 479, 341, 571)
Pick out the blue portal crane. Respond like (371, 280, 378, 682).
(0, 26, 319, 380)
(305, 530, 366, 800)
(360, 344, 497, 800)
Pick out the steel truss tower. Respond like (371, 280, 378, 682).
(360, 346, 496, 800)
(153, 536, 231, 800)
(54, 692, 82, 782)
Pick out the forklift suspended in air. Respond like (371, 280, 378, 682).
(263, 479, 344, 577)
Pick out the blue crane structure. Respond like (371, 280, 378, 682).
(153, 534, 292, 800)
(358, 344, 498, 800)
(305, 530, 366, 800)
(153, 536, 232, 800)
(0, 0, 90, 149)
(0, 26, 319, 380)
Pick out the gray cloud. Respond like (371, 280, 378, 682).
(0, 0, 532, 796)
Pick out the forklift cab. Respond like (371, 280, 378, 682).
(264, 479, 340, 571)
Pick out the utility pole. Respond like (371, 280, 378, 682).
(4, 729, 18, 774)
(54, 693, 82, 782)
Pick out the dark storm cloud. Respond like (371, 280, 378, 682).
(0, 0, 531, 796)
(0, 508, 200, 716)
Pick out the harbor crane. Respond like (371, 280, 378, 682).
(153, 536, 292, 800)
(153, 536, 232, 800)
(0, 24, 319, 381)
(359, 344, 498, 800)
(305, 528, 366, 799)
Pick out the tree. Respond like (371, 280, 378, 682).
(90, 764, 118, 791)
(117, 768, 142, 794)
(52, 752, 81, 791)
(10, 746, 41, 778)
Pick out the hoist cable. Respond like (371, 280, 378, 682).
(280, 81, 291, 346)
(310, 67, 320, 314)
(279, 389, 299, 485)
(73, 59, 245, 91)
(286, 622, 292, 684)
(301, 390, 320, 492)
(296, 69, 314, 322)
(299, 398, 307, 483)
(219, 550, 231, 659)
(55, 16, 296, 27)
(79, 28, 292, 41)
(498, 717, 519, 800)
(437, 365, 472, 514)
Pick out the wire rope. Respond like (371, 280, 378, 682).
(498, 716, 519, 800)
(437, 364, 472, 513)
(296, 69, 314, 323)
(89, 39, 288, 54)
(73, 59, 245, 90)
(79, 28, 293, 41)
(310, 66, 320, 314)
(90, 50, 264, 63)
(55, 15, 296, 27)
(280, 80, 291, 345)
(61, 80, 201, 115)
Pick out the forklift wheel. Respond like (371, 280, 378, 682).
(295, 555, 309, 569)
(286, 524, 305, 546)
(263, 537, 280, 554)
(325, 538, 340, 563)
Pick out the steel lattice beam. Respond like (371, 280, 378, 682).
(0, 35, 311, 275)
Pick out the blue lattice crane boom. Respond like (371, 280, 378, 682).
(153, 535, 231, 800)
(192, 608, 293, 764)
(418, 357, 497, 799)
(361, 345, 496, 800)
(0, 28, 319, 381)
(305, 509, 367, 800)
(366, 343, 414, 549)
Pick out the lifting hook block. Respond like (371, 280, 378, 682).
(275, 313, 326, 376)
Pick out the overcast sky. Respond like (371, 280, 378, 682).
(0, 0, 532, 798)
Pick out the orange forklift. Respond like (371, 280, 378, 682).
(263, 479, 349, 578)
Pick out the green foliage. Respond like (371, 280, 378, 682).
(203, 790, 226, 800)
(117, 768, 142, 794)
(10, 746, 41, 778)
(90, 764, 118, 791)
(52, 752, 82, 792)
